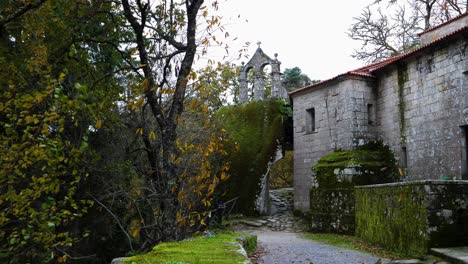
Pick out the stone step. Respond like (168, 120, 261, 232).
(431, 247, 468, 264)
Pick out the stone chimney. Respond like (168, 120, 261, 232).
(419, 13, 468, 45)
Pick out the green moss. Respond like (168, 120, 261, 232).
(308, 188, 355, 234)
(397, 64, 408, 144)
(355, 185, 428, 256)
(125, 233, 255, 264)
(216, 99, 290, 215)
(313, 141, 397, 188)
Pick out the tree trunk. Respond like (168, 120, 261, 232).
(121, 0, 204, 245)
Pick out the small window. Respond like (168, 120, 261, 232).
(367, 104, 375, 125)
(306, 108, 315, 133)
(401, 147, 408, 168)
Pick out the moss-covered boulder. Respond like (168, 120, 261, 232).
(313, 141, 398, 188)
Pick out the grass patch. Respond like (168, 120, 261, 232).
(302, 233, 406, 259)
(125, 232, 255, 264)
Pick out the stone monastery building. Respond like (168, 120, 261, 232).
(290, 13, 468, 211)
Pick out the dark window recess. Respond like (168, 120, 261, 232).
(463, 126, 468, 180)
(427, 58, 434, 73)
(367, 103, 375, 125)
(306, 108, 315, 133)
(401, 147, 408, 168)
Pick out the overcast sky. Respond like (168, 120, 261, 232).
(211, 0, 373, 80)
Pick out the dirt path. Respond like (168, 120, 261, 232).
(252, 230, 383, 264)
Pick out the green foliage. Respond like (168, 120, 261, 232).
(269, 150, 293, 189)
(216, 100, 289, 215)
(313, 141, 398, 189)
(282, 67, 318, 92)
(236, 234, 257, 256)
(355, 185, 428, 256)
(0, 0, 125, 262)
(192, 63, 239, 111)
(124, 232, 254, 264)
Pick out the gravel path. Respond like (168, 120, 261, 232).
(253, 230, 383, 264)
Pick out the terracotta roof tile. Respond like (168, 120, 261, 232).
(289, 71, 375, 96)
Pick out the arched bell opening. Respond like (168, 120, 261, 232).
(261, 63, 272, 99)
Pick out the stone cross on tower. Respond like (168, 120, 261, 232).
(238, 43, 287, 104)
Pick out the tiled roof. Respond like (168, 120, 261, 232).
(289, 71, 375, 96)
(417, 12, 468, 36)
(289, 24, 468, 97)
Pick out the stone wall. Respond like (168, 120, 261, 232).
(291, 26, 467, 212)
(375, 36, 468, 180)
(355, 180, 468, 256)
(308, 188, 354, 234)
(291, 77, 376, 210)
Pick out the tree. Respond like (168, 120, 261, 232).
(269, 151, 294, 189)
(1, 0, 232, 261)
(189, 62, 239, 110)
(282, 67, 318, 92)
(349, 0, 467, 63)
(0, 0, 125, 262)
(119, 0, 226, 244)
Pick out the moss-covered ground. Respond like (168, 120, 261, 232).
(302, 233, 406, 259)
(125, 232, 255, 264)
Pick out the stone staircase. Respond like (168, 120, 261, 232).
(241, 187, 306, 232)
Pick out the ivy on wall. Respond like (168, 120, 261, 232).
(216, 100, 290, 215)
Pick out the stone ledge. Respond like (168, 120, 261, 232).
(430, 247, 468, 264)
(355, 180, 468, 189)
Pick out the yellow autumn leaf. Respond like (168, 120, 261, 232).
(149, 131, 157, 140)
(136, 97, 144, 108)
(95, 120, 102, 128)
(141, 79, 149, 90)
(220, 172, 229, 181)
(59, 72, 66, 82)
(201, 104, 209, 113)
(130, 227, 140, 238)
(398, 167, 404, 176)
(176, 211, 182, 221)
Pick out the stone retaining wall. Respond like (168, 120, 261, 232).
(308, 188, 355, 234)
(355, 180, 468, 256)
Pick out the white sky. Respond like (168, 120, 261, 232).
(211, 0, 373, 80)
